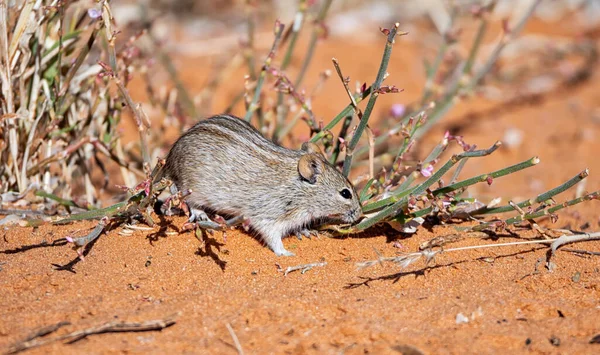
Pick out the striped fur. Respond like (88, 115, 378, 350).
(160, 114, 362, 256)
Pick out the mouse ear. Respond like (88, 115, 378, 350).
(301, 142, 324, 156)
(298, 153, 323, 184)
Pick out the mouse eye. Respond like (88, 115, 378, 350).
(339, 188, 352, 199)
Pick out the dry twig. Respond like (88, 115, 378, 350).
(277, 261, 327, 276)
(7, 313, 179, 354)
(225, 323, 244, 355)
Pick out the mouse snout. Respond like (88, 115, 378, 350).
(344, 206, 363, 223)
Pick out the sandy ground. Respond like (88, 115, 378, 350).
(1, 13, 600, 355)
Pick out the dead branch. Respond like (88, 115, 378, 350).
(7, 313, 179, 354)
(277, 261, 327, 276)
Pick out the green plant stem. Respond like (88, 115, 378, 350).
(357, 142, 500, 229)
(472, 168, 590, 216)
(469, 191, 599, 231)
(463, 15, 488, 75)
(274, 0, 309, 141)
(420, 8, 457, 105)
(363, 185, 417, 214)
(295, 0, 332, 88)
(309, 85, 372, 143)
(364, 130, 451, 212)
(330, 114, 353, 164)
(434, 156, 541, 196)
(365, 155, 539, 214)
(363, 138, 455, 213)
(53, 200, 128, 224)
(281, 0, 307, 69)
(394, 116, 421, 159)
(449, 156, 469, 184)
(359, 178, 375, 202)
(414, 0, 541, 139)
(342, 24, 403, 176)
(244, 21, 285, 122)
(244, 0, 257, 81)
(469, 0, 542, 91)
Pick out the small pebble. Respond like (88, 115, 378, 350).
(455, 313, 469, 324)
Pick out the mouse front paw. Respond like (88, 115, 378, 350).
(294, 228, 319, 240)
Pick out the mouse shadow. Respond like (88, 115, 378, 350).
(194, 230, 227, 271)
(332, 223, 410, 244)
(146, 214, 181, 245)
(344, 246, 545, 289)
(156, 207, 229, 270)
(334, 216, 546, 246)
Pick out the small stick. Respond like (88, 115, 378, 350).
(331, 58, 358, 109)
(550, 232, 600, 255)
(331, 57, 361, 168)
(225, 323, 244, 355)
(7, 314, 179, 354)
(7, 321, 71, 354)
(561, 248, 600, 256)
(508, 200, 549, 238)
(278, 261, 327, 276)
(356, 231, 600, 270)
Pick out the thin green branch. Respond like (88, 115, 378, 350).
(295, 0, 332, 88)
(434, 156, 540, 196)
(342, 24, 405, 176)
(281, 0, 307, 69)
(330, 114, 352, 164)
(53, 200, 129, 224)
(357, 141, 501, 229)
(473, 168, 589, 216)
(469, 191, 599, 232)
(420, 7, 458, 105)
(244, 21, 285, 122)
(309, 85, 373, 143)
(274, 0, 308, 140)
(243, 0, 257, 81)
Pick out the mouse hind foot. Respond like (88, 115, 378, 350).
(189, 208, 210, 223)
